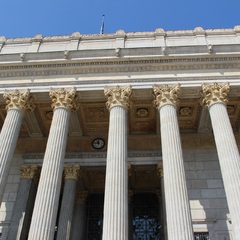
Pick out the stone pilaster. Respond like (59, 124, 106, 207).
(70, 191, 88, 240)
(157, 164, 167, 239)
(28, 88, 78, 240)
(153, 84, 194, 240)
(0, 90, 35, 203)
(201, 82, 240, 238)
(7, 165, 39, 240)
(56, 164, 80, 240)
(102, 85, 132, 240)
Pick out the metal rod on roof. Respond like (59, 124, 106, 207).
(100, 14, 105, 34)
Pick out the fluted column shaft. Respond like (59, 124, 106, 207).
(56, 165, 80, 240)
(0, 90, 34, 204)
(157, 164, 167, 239)
(0, 109, 23, 203)
(70, 191, 88, 240)
(7, 165, 39, 240)
(28, 88, 78, 240)
(102, 85, 131, 240)
(153, 84, 194, 240)
(201, 83, 240, 239)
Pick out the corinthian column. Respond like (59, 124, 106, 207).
(0, 90, 35, 203)
(7, 165, 39, 240)
(28, 88, 78, 240)
(56, 164, 80, 240)
(201, 82, 240, 238)
(70, 191, 88, 240)
(102, 85, 132, 240)
(153, 84, 194, 240)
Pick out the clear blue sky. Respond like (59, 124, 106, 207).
(1, 0, 240, 38)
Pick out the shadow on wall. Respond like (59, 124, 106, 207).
(184, 150, 233, 240)
(0, 157, 23, 239)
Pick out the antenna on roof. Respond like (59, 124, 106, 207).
(100, 14, 105, 34)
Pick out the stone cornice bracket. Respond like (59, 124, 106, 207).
(20, 52, 25, 61)
(157, 164, 163, 177)
(20, 164, 39, 179)
(201, 82, 229, 108)
(64, 50, 69, 59)
(49, 87, 79, 111)
(75, 190, 88, 204)
(153, 84, 180, 109)
(104, 85, 132, 110)
(3, 89, 36, 112)
(63, 164, 80, 180)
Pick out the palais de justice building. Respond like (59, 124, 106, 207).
(0, 26, 240, 240)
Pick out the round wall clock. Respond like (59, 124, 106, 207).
(92, 138, 105, 149)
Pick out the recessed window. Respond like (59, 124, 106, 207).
(194, 232, 210, 240)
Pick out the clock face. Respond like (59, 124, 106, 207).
(92, 138, 105, 149)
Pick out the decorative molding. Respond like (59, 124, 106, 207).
(3, 89, 35, 112)
(104, 85, 132, 109)
(20, 164, 39, 179)
(63, 164, 80, 180)
(49, 88, 79, 111)
(153, 84, 180, 109)
(1, 56, 240, 79)
(201, 82, 230, 107)
(23, 151, 162, 160)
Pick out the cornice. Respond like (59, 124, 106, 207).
(1, 26, 240, 43)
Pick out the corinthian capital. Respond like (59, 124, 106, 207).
(63, 164, 80, 180)
(49, 88, 79, 111)
(104, 85, 132, 109)
(20, 165, 39, 179)
(153, 84, 180, 109)
(3, 89, 35, 112)
(201, 82, 229, 107)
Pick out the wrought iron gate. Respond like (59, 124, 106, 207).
(132, 193, 161, 240)
(85, 194, 104, 240)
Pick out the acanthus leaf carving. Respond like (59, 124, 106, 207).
(49, 87, 79, 111)
(201, 82, 229, 107)
(63, 164, 80, 180)
(3, 89, 35, 112)
(153, 84, 180, 109)
(20, 164, 39, 179)
(104, 85, 132, 109)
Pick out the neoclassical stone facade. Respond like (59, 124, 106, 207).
(0, 27, 240, 240)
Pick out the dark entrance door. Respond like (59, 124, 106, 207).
(85, 194, 104, 240)
(132, 193, 161, 240)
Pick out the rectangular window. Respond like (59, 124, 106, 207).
(194, 232, 210, 240)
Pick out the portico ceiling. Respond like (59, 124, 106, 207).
(0, 88, 239, 154)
